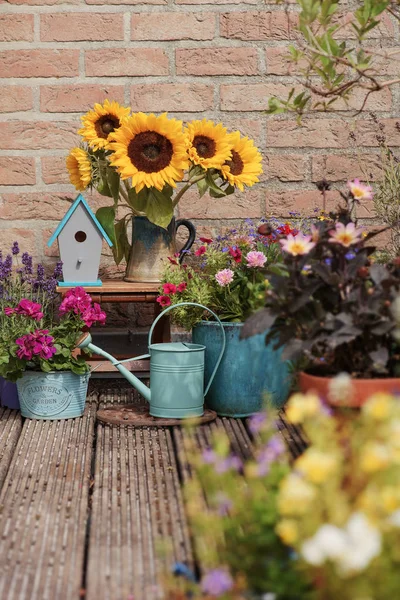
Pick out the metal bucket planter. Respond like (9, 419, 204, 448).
(192, 321, 292, 417)
(0, 376, 20, 409)
(16, 371, 90, 420)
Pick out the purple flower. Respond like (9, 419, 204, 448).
(202, 448, 217, 464)
(53, 261, 63, 279)
(21, 252, 33, 275)
(11, 241, 19, 255)
(36, 264, 45, 281)
(215, 493, 233, 516)
(201, 569, 233, 597)
(345, 251, 356, 260)
(256, 435, 286, 476)
(215, 455, 242, 474)
(249, 412, 267, 434)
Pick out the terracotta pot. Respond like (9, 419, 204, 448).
(299, 371, 400, 408)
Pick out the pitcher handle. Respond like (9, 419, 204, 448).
(175, 219, 196, 264)
(148, 302, 226, 398)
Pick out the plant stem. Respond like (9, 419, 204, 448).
(172, 174, 207, 209)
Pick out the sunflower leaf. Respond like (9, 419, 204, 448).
(114, 218, 130, 266)
(96, 206, 117, 253)
(106, 166, 120, 203)
(196, 177, 209, 198)
(127, 188, 148, 213)
(146, 188, 174, 229)
(206, 171, 228, 196)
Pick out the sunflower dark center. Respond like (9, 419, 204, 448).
(96, 115, 120, 139)
(226, 150, 244, 176)
(128, 131, 173, 173)
(193, 135, 216, 159)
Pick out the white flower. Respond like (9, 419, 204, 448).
(327, 372, 354, 406)
(388, 510, 400, 527)
(301, 524, 347, 566)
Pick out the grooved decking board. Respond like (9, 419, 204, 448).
(277, 411, 308, 459)
(0, 398, 97, 600)
(0, 408, 23, 491)
(86, 388, 193, 600)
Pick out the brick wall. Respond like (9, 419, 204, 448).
(0, 0, 399, 276)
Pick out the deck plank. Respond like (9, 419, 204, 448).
(0, 408, 23, 491)
(0, 396, 97, 600)
(86, 388, 194, 600)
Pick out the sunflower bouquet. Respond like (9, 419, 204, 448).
(67, 99, 263, 264)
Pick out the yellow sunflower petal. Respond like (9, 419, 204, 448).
(184, 118, 233, 170)
(220, 131, 263, 191)
(108, 112, 189, 192)
(66, 147, 92, 191)
(77, 99, 131, 151)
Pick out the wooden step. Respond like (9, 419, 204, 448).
(0, 408, 23, 491)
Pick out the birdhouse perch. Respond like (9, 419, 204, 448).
(47, 194, 113, 287)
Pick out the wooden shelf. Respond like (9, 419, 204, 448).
(87, 358, 150, 374)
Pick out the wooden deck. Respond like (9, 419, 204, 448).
(0, 386, 306, 600)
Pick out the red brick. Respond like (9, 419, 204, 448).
(176, 0, 257, 4)
(266, 189, 342, 216)
(131, 12, 215, 41)
(6, 0, 80, 4)
(354, 119, 400, 147)
(217, 118, 262, 147)
(85, 48, 169, 77)
(0, 50, 79, 78)
(87, 0, 166, 4)
(267, 119, 352, 149)
(176, 47, 258, 76)
(41, 156, 69, 185)
(335, 11, 394, 39)
(0, 192, 106, 222)
(373, 48, 400, 75)
(0, 228, 36, 256)
(130, 83, 213, 112)
(221, 83, 290, 111)
(267, 154, 308, 182)
(179, 188, 262, 219)
(0, 86, 33, 112)
(0, 157, 35, 186)
(266, 47, 305, 75)
(40, 13, 124, 42)
(312, 154, 381, 183)
(0, 14, 34, 41)
(40, 85, 125, 113)
(220, 11, 291, 40)
(0, 121, 79, 150)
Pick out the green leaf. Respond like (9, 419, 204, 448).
(196, 177, 209, 198)
(146, 188, 174, 229)
(205, 171, 228, 197)
(96, 206, 117, 247)
(96, 177, 112, 198)
(127, 187, 148, 212)
(106, 166, 120, 203)
(113, 218, 130, 265)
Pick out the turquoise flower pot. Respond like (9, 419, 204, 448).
(16, 371, 90, 420)
(192, 321, 292, 417)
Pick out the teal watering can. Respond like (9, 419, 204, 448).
(77, 303, 226, 419)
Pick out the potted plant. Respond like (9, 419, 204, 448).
(0, 286, 106, 419)
(66, 99, 263, 281)
(242, 180, 400, 407)
(158, 220, 299, 416)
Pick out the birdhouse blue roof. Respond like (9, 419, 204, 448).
(47, 194, 113, 248)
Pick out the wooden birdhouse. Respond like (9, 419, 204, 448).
(47, 194, 113, 287)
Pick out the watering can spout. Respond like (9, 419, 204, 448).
(76, 332, 151, 402)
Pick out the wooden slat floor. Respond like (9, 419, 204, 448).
(0, 385, 306, 600)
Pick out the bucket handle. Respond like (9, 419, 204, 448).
(148, 302, 226, 397)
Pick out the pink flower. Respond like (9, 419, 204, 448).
(4, 307, 15, 316)
(15, 299, 44, 321)
(215, 269, 234, 287)
(200, 237, 213, 244)
(59, 286, 92, 316)
(177, 282, 187, 293)
(156, 295, 171, 308)
(16, 333, 35, 360)
(195, 246, 207, 257)
(348, 178, 374, 201)
(33, 332, 56, 360)
(167, 256, 178, 266)
(229, 246, 242, 263)
(82, 303, 107, 327)
(280, 232, 316, 256)
(162, 283, 177, 295)
(245, 250, 267, 268)
(328, 222, 363, 247)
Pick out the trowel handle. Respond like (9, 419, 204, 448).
(148, 302, 226, 396)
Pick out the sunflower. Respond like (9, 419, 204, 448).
(78, 99, 131, 151)
(66, 147, 92, 191)
(220, 132, 263, 191)
(184, 119, 232, 170)
(108, 112, 189, 192)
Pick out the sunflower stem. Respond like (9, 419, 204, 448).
(172, 174, 207, 208)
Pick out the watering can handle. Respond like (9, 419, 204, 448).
(148, 302, 226, 397)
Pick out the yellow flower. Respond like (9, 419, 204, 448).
(381, 487, 400, 513)
(66, 147, 92, 191)
(278, 473, 316, 516)
(276, 519, 299, 545)
(185, 118, 232, 170)
(109, 112, 189, 192)
(360, 443, 392, 473)
(363, 392, 394, 421)
(78, 99, 130, 151)
(220, 131, 262, 191)
(285, 392, 320, 424)
(295, 449, 337, 484)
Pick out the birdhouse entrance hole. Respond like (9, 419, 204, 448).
(75, 231, 87, 243)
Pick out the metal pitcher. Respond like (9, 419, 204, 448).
(77, 303, 226, 419)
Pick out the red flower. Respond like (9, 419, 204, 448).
(228, 246, 242, 263)
(195, 246, 207, 257)
(167, 256, 178, 265)
(200, 237, 213, 244)
(163, 283, 177, 295)
(156, 295, 171, 308)
(177, 282, 187, 293)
